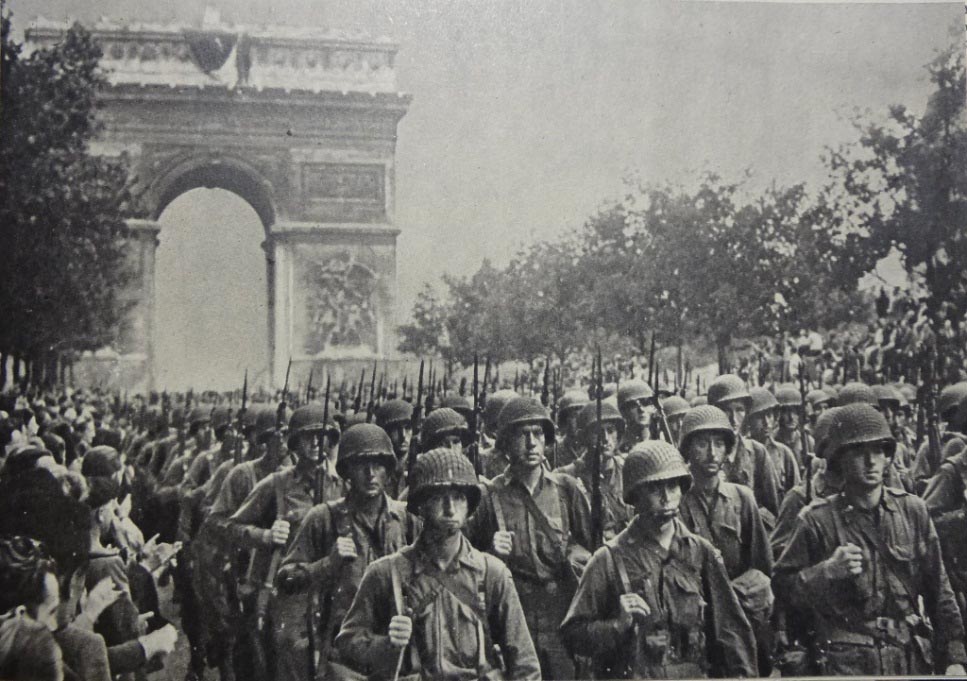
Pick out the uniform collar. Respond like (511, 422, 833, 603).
(837, 487, 899, 514)
(410, 534, 482, 575)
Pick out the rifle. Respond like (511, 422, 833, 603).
(425, 363, 437, 414)
(513, 369, 519, 393)
(469, 354, 482, 476)
(406, 360, 426, 484)
(648, 334, 674, 442)
(797, 354, 812, 501)
(366, 361, 378, 423)
(541, 356, 550, 408)
(234, 369, 248, 466)
(256, 360, 291, 645)
(591, 347, 604, 551)
(459, 376, 467, 397)
(353, 369, 365, 414)
(919, 343, 943, 478)
(305, 372, 331, 680)
(306, 368, 314, 403)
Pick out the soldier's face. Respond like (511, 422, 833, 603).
(421, 489, 468, 535)
(747, 411, 776, 440)
(634, 479, 682, 522)
(621, 398, 653, 427)
(438, 433, 465, 453)
(385, 423, 411, 457)
(293, 431, 320, 463)
(508, 423, 545, 468)
(667, 414, 685, 444)
(588, 422, 620, 459)
(720, 400, 747, 432)
(879, 403, 896, 426)
(839, 441, 889, 490)
(347, 460, 388, 498)
(779, 408, 799, 431)
(687, 431, 728, 479)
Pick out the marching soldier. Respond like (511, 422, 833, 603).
(469, 396, 592, 679)
(275, 424, 420, 680)
(555, 401, 634, 540)
(560, 440, 758, 678)
(774, 384, 814, 472)
(836, 382, 913, 492)
(616, 380, 654, 453)
(677, 405, 775, 674)
(659, 394, 690, 446)
(707, 374, 781, 525)
(480, 390, 519, 479)
(555, 389, 590, 469)
(773, 403, 967, 675)
(419, 407, 472, 454)
(745, 388, 801, 497)
(374, 398, 413, 497)
(335, 447, 541, 680)
(923, 391, 967, 516)
(911, 381, 967, 490)
(805, 388, 833, 428)
(224, 404, 345, 680)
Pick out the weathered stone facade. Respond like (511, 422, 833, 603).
(26, 15, 410, 390)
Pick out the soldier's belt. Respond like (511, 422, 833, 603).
(824, 617, 912, 648)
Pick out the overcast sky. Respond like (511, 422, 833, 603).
(10, 0, 964, 387)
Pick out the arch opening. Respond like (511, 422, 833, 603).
(155, 188, 270, 391)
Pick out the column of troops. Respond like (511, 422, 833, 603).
(4, 364, 967, 680)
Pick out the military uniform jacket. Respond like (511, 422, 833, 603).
(470, 470, 592, 588)
(335, 535, 541, 680)
(924, 446, 967, 517)
(559, 517, 757, 679)
(278, 495, 419, 654)
(722, 436, 780, 523)
(555, 456, 633, 539)
(773, 488, 967, 669)
(679, 481, 773, 581)
(761, 436, 802, 497)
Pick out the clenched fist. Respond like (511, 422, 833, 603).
(388, 615, 412, 648)
(270, 519, 291, 546)
(492, 530, 514, 557)
(335, 536, 358, 560)
(822, 543, 864, 580)
(618, 593, 651, 631)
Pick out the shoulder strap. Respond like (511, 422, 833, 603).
(389, 555, 405, 616)
(608, 545, 633, 595)
(491, 486, 507, 533)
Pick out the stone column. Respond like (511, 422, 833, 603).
(125, 219, 161, 390)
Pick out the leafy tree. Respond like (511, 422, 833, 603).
(397, 283, 451, 359)
(0, 15, 139, 387)
(823, 39, 967, 314)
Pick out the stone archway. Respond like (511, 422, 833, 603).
(26, 16, 411, 390)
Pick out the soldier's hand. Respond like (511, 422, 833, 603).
(492, 530, 514, 557)
(81, 577, 123, 623)
(270, 519, 291, 546)
(335, 536, 358, 560)
(388, 615, 412, 647)
(823, 543, 864, 579)
(618, 593, 651, 631)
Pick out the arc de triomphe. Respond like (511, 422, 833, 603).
(27, 15, 410, 389)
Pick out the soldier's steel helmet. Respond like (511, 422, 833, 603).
(188, 405, 212, 426)
(806, 389, 833, 409)
(576, 401, 624, 442)
(375, 399, 413, 428)
(872, 385, 902, 409)
(616, 380, 654, 408)
(622, 440, 692, 503)
(679, 406, 736, 456)
(211, 405, 232, 435)
(440, 394, 474, 422)
(287, 404, 338, 450)
(825, 403, 896, 470)
(773, 385, 802, 409)
(557, 390, 590, 419)
(707, 374, 751, 408)
(689, 395, 708, 407)
(812, 406, 843, 459)
(837, 382, 878, 407)
(938, 382, 967, 421)
(496, 397, 555, 448)
(482, 390, 519, 430)
(747, 388, 779, 418)
(335, 423, 397, 479)
(421, 407, 471, 452)
(407, 447, 482, 515)
(660, 395, 691, 419)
